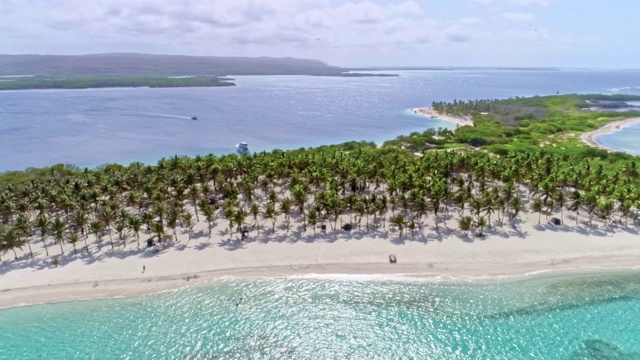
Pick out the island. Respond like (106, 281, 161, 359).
(1, 94, 640, 308)
(0, 53, 397, 90)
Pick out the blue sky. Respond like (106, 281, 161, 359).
(1, 0, 637, 68)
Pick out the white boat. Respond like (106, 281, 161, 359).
(236, 142, 249, 154)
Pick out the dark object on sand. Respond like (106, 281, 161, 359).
(321, 224, 327, 232)
(146, 238, 154, 247)
(209, 197, 218, 206)
(551, 217, 562, 226)
(389, 254, 397, 264)
(342, 223, 352, 231)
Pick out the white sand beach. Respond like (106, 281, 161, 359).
(411, 108, 474, 127)
(2, 209, 639, 309)
(581, 117, 640, 151)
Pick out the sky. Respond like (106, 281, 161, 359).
(1, 0, 638, 68)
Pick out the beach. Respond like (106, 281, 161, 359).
(411, 108, 474, 127)
(2, 210, 639, 309)
(581, 117, 640, 151)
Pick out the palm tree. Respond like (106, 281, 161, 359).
(188, 184, 201, 221)
(262, 203, 277, 234)
(166, 206, 180, 242)
(474, 216, 487, 237)
(115, 223, 127, 247)
(67, 231, 80, 254)
(389, 214, 405, 238)
(307, 208, 319, 234)
(250, 203, 260, 235)
(200, 204, 215, 239)
(531, 199, 544, 224)
(151, 222, 166, 244)
(1, 227, 24, 260)
(141, 211, 154, 234)
(458, 216, 473, 237)
(508, 197, 525, 227)
(98, 207, 116, 249)
(89, 220, 103, 251)
(182, 212, 195, 242)
(14, 213, 33, 257)
(127, 215, 142, 247)
(279, 197, 293, 233)
(35, 215, 50, 256)
(50, 217, 67, 254)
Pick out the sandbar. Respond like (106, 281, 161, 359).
(411, 108, 474, 127)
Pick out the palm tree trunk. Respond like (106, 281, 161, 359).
(12, 248, 18, 260)
(58, 238, 64, 254)
(26, 239, 33, 258)
(84, 236, 90, 252)
(42, 235, 49, 256)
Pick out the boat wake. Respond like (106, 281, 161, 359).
(140, 113, 193, 120)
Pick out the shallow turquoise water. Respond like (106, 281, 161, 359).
(1, 272, 640, 359)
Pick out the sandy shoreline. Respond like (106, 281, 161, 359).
(411, 108, 474, 127)
(581, 117, 640, 151)
(2, 209, 640, 309)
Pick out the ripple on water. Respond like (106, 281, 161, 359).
(1, 272, 640, 359)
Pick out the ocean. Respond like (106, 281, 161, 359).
(1, 271, 640, 359)
(1, 70, 640, 171)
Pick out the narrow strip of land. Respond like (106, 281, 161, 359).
(411, 108, 474, 127)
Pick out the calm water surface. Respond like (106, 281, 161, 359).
(1, 272, 640, 359)
(2, 70, 640, 171)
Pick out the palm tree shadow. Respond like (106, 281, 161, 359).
(194, 242, 213, 251)
(218, 238, 246, 251)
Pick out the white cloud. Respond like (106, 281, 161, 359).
(509, 0, 551, 5)
(503, 12, 535, 22)
(460, 17, 481, 25)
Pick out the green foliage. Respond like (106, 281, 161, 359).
(0, 76, 234, 91)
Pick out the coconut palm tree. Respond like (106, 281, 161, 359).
(279, 197, 293, 233)
(458, 216, 473, 237)
(262, 203, 277, 234)
(127, 215, 142, 247)
(200, 203, 215, 239)
(474, 216, 487, 237)
(389, 214, 405, 238)
(151, 222, 166, 244)
(531, 199, 544, 224)
(50, 217, 67, 254)
(249, 203, 260, 235)
(67, 231, 80, 254)
(307, 208, 319, 234)
(89, 220, 103, 251)
(35, 215, 50, 256)
(1, 227, 24, 260)
(13, 213, 33, 258)
(182, 212, 195, 242)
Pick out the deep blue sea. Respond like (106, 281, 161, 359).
(2, 272, 640, 359)
(1, 70, 640, 171)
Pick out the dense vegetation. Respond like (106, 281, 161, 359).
(0, 76, 235, 90)
(0, 54, 345, 77)
(1, 95, 639, 262)
(396, 95, 640, 157)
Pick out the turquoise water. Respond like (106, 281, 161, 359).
(597, 122, 640, 156)
(2, 271, 640, 359)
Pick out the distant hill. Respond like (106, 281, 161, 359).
(0, 53, 346, 77)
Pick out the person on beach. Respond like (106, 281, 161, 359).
(142, 265, 145, 273)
